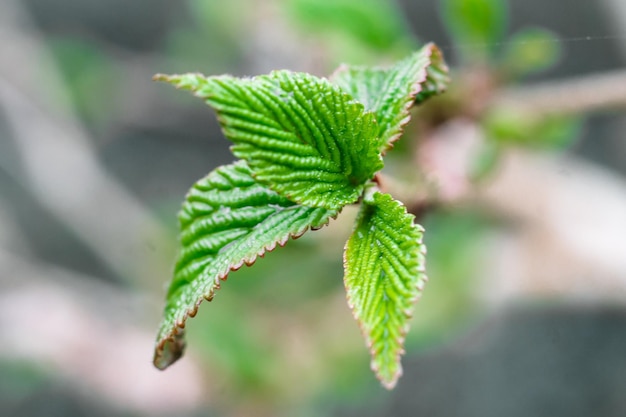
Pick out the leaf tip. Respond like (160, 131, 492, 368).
(381, 376, 399, 390)
(373, 359, 402, 390)
(153, 332, 186, 370)
(152, 72, 208, 91)
(152, 73, 170, 82)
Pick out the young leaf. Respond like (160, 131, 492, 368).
(154, 161, 337, 370)
(331, 43, 449, 151)
(155, 71, 383, 210)
(343, 192, 427, 389)
(413, 45, 450, 104)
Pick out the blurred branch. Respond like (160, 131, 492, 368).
(476, 149, 626, 303)
(494, 69, 626, 115)
(0, 0, 172, 284)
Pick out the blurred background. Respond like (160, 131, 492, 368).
(1, 0, 626, 416)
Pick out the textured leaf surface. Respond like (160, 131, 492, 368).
(343, 192, 427, 389)
(155, 71, 383, 210)
(331, 43, 449, 151)
(154, 161, 337, 369)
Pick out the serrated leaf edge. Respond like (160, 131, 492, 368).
(342, 196, 428, 389)
(154, 210, 339, 369)
(330, 43, 448, 153)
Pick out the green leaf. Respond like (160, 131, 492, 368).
(343, 192, 427, 389)
(155, 71, 383, 210)
(331, 43, 449, 151)
(154, 161, 338, 370)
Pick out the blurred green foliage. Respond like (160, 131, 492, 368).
(0, 361, 48, 403)
(484, 108, 581, 149)
(48, 38, 118, 128)
(287, 0, 416, 65)
(288, 0, 413, 51)
(164, 0, 248, 74)
(441, 0, 508, 61)
(415, 210, 489, 339)
(500, 27, 562, 79)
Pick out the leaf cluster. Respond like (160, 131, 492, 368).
(153, 43, 449, 388)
